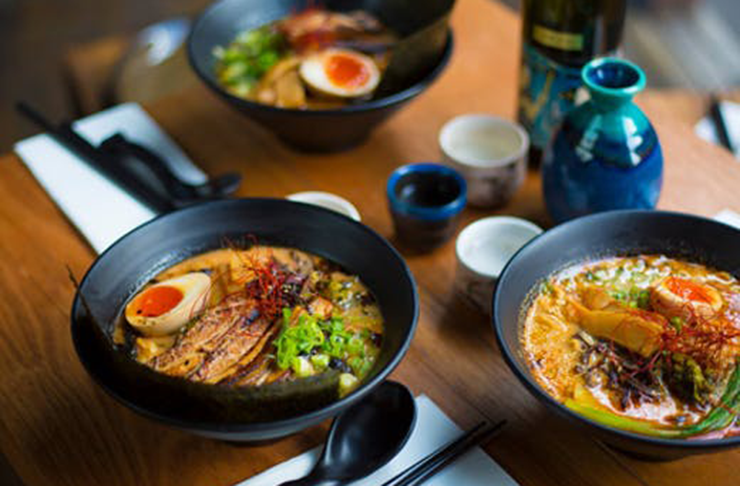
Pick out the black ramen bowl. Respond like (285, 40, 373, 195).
(493, 210, 740, 460)
(188, 0, 454, 152)
(71, 198, 418, 442)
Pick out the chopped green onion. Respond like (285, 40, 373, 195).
(311, 354, 330, 371)
(291, 356, 314, 378)
(339, 373, 360, 396)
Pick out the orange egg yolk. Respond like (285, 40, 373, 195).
(131, 285, 183, 317)
(665, 277, 712, 303)
(326, 53, 370, 88)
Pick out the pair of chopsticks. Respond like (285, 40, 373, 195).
(16, 102, 176, 213)
(709, 97, 736, 155)
(380, 420, 506, 486)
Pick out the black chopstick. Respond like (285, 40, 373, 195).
(709, 97, 736, 154)
(381, 419, 507, 486)
(15, 102, 175, 213)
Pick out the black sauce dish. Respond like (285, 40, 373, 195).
(386, 163, 467, 252)
(187, 0, 454, 152)
(70, 198, 418, 442)
(493, 210, 740, 460)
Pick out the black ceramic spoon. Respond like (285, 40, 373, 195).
(279, 381, 417, 486)
(100, 133, 242, 202)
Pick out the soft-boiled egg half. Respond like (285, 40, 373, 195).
(650, 276, 723, 321)
(125, 272, 212, 336)
(299, 48, 380, 98)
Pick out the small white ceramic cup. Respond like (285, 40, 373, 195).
(440, 114, 529, 208)
(286, 191, 361, 222)
(455, 216, 543, 312)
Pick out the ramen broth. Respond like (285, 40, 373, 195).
(522, 255, 740, 439)
(116, 246, 384, 396)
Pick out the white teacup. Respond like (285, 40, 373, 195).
(287, 191, 361, 221)
(440, 114, 529, 208)
(455, 216, 542, 312)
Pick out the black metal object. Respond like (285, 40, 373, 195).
(99, 133, 241, 201)
(379, 420, 506, 486)
(15, 102, 241, 213)
(70, 198, 419, 442)
(709, 97, 736, 155)
(493, 210, 740, 459)
(278, 381, 417, 486)
(16, 102, 174, 212)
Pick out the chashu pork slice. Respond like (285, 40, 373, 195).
(150, 295, 257, 376)
(190, 315, 274, 384)
(216, 322, 281, 384)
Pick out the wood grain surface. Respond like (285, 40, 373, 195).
(1, 0, 739, 485)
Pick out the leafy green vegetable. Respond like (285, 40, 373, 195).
(566, 360, 740, 438)
(348, 355, 374, 378)
(565, 399, 680, 437)
(633, 288, 651, 310)
(677, 360, 740, 437)
(670, 316, 684, 334)
(610, 287, 651, 309)
(214, 25, 285, 95)
(311, 354, 330, 371)
(291, 356, 314, 378)
(540, 281, 554, 295)
(666, 353, 710, 404)
(339, 373, 360, 396)
(273, 308, 377, 381)
(611, 290, 627, 301)
(274, 310, 324, 370)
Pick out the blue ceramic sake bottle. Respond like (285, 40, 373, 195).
(542, 58, 663, 223)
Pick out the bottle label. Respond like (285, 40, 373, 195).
(533, 26, 584, 51)
(518, 43, 583, 151)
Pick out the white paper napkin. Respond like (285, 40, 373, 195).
(714, 208, 740, 228)
(238, 395, 517, 486)
(696, 101, 740, 159)
(13, 103, 207, 254)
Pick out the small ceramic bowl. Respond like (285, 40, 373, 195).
(455, 216, 542, 311)
(387, 163, 467, 251)
(286, 191, 361, 221)
(440, 114, 529, 208)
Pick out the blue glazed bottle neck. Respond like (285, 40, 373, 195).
(560, 57, 657, 169)
(587, 91, 634, 112)
(582, 57, 646, 102)
(582, 57, 645, 113)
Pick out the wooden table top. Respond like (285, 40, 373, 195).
(2, 0, 740, 485)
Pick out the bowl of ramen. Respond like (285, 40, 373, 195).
(493, 210, 740, 459)
(188, 0, 454, 152)
(71, 198, 418, 441)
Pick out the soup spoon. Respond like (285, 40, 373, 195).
(100, 133, 242, 202)
(279, 380, 417, 486)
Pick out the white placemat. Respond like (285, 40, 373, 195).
(696, 100, 740, 159)
(714, 208, 740, 228)
(13, 103, 207, 254)
(238, 395, 517, 486)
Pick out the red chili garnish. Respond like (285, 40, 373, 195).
(225, 238, 289, 321)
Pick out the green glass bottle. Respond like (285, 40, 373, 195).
(517, 0, 626, 165)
